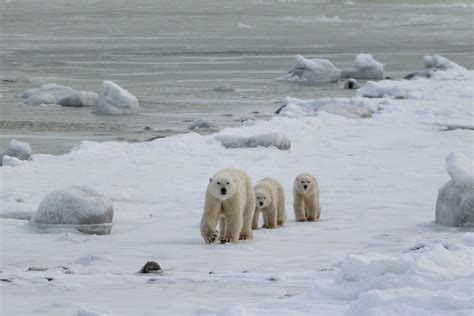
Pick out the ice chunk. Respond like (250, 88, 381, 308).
(343, 78, 360, 89)
(211, 84, 235, 92)
(92, 81, 139, 115)
(187, 120, 219, 131)
(22, 83, 75, 100)
(1, 156, 21, 167)
(30, 186, 114, 234)
(435, 153, 474, 227)
(24, 92, 56, 104)
(213, 133, 291, 150)
(278, 55, 341, 83)
(57, 91, 98, 107)
(341, 53, 385, 80)
(357, 80, 407, 98)
(0, 139, 33, 166)
(276, 96, 377, 119)
(405, 55, 468, 79)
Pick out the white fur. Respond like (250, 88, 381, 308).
(252, 178, 286, 229)
(200, 168, 255, 244)
(293, 173, 321, 222)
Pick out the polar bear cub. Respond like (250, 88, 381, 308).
(200, 168, 255, 244)
(293, 173, 321, 222)
(252, 178, 286, 229)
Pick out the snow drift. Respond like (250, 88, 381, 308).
(213, 133, 291, 150)
(30, 186, 114, 234)
(435, 152, 474, 227)
(0, 139, 33, 166)
(278, 55, 341, 83)
(92, 81, 139, 115)
(356, 80, 408, 99)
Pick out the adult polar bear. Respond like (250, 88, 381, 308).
(200, 168, 255, 244)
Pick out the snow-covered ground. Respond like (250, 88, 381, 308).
(1, 68, 473, 315)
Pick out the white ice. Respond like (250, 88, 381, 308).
(341, 53, 385, 80)
(22, 83, 76, 103)
(0, 139, 33, 166)
(30, 186, 114, 234)
(278, 55, 341, 83)
(435, 152, 474, 227)
(212, 84, 235, 92)
(24, 92, 57, 105)
(188, 120, 219, 131)
(91, 81, 139, 115)
(405, 55, 469, 79)
(213, 132, 291, 150)
(356, 80, 408, 99)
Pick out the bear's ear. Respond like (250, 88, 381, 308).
(209, 177, 213, 183)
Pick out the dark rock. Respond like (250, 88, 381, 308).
(140, 261, 162, 274)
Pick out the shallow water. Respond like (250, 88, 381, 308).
(1, 0, 472, 154)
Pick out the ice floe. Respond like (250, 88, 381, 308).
(92, 81, 139, 115)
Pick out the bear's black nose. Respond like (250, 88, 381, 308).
(303, 185, 308, 189)
(221, 188, 227, 195)
(259, 202, 263, 206)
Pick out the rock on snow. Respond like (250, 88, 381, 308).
(341, 53, 385, 80)
(213, 133, 291, 150)
(0, 139, 33, 166)
(435, 152, 474, 227)
(343, 78, 360, 89)
(278, 55, 341, 83)
(30, 186, 114, 234)
(92, 81, 139, 115)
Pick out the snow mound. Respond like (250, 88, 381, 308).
(341, 53, 385, 80)
(211, 84, 235, 92)
(24, 92, 56, 104)
(30, 186, 114, 234)
(213, 133, 291, 150)
(187, 119, 219, 131)
(405, 55, 468, 79)
(343, 78, 360, 89)
(92, 81, 139, 115)
(2, 156, 22, 167)
(436, 153, 474, 227)
(357, 80, 407, 99)
(278, 55, 341, 83)
(276, 96, 379, 119)
(57, 91, 98, 107)
(0, 139, 33, 166)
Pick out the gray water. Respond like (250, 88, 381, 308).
(1, 0, 473, 154)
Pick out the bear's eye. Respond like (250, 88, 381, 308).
(217, 182, 220, 185)
(301, 181, 304, 184)
(307, 181, 310, 184)
(263, 197, 266, 199)
(226, 182, 230, 185)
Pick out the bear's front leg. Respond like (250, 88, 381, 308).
(218, 217, 226, 242)
(305, 195, 320, 222)
(251, 208, 260, 230)
(264, 205, 277, 229)
(224, 213, 243, 243)
(293, 193, 307, 222)
(200, 196, 221, 244)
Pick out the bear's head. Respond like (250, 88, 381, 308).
(208, 176, 237, 201)
(255, 189, 271, 209)
(295, 173, 315, 195)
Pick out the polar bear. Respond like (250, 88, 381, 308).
(200, 168, 255, 244)
(293, 173, 321, 222)
(252, 178, 286, 229)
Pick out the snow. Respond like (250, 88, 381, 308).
(0, 139, 33, 166)
(435, 153, 474, 228)
(1, 66, 473, 315)
(22, 83, 75, 102)
(356, 80, 408, 99)
(213, 133, 291, 150)
(278, 55, 341, 83)
(57, 91, 98, 107)
(277, 96, 379, 119)
(341, 53, 385, 80)
(91, 81, 139, 115)
(29, 186, 114, 235)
